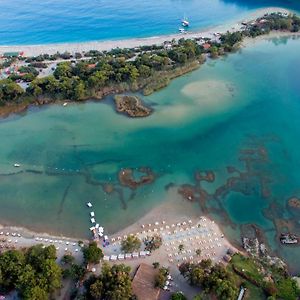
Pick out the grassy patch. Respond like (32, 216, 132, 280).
(231, 254, 264, 283)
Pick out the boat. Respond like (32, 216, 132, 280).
(179, 28, 186, 33)
(182, 15, 189, 27)
(63, 102, 68, 106)
(14, 163, 21, 167)
(280, 233, 298, 244)
(87, 202, 92, 208)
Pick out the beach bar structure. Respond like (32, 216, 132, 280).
(132, 263, 161, 300)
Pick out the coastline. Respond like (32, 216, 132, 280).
(0, 6, 299, 274)
(0, 7, 291, 57)
(0, 189, 238, 251)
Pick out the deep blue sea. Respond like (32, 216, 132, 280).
(0, 0, 300, 45)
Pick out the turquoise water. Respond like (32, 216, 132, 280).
(1, 36, 300, 273)
(0, 0, 300, 45)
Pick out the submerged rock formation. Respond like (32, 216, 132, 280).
(118, 167, 155, 189)
(114, 95, 152, 117)
(288, 197, 300, 210)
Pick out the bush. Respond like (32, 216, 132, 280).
(171, 292, 187, 300)
(155, 268, 168, 288)
(121, 235, 141, 253)
(144, 235, 162, 252)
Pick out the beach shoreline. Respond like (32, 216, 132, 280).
(0, 7, 291, 57)
(0, 189, 238, 252)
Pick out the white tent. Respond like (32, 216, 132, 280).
(139, 251, 146, 257)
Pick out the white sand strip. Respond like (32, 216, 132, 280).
(0, 7, 291, 57)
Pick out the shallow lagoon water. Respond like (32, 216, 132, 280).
(1, 36, 300, 273)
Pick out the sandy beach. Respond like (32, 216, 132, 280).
(0, 7, 291, 57)
(97, 192, 239, 298)
(0, 193, 240, 298)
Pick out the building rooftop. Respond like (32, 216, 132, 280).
(132, 263, 161, 300)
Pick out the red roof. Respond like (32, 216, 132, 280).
(87, 64, 96, 69)
(203, 43, 211, 49)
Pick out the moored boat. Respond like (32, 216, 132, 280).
(182, 15, 189, 27)
(280, 233, 298, 244)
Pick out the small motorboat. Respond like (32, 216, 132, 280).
(179, 28, 186, 33)
(87, 202, 92, 208)
(182, 15, 190, 27)
(63, 102, 68, 107)
(14, 163, 21, 167)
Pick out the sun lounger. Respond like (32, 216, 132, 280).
(118, 254, 125, 260)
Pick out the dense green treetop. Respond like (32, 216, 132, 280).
(121, 235, 141, 253)
(0, 244, 62, 299)
(82, 241, 103, 264)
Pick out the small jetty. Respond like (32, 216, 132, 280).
(86, 201, 110, 248)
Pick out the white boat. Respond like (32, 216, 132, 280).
(179, 28, 186, 33)
(63, 102, 68, 106)
(87, 202, 92, 208)
(182, 15, 189, 27)
(14, 163, 21, 167)
(90, 211, 95, 217)
(90, 218, 95, 223)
